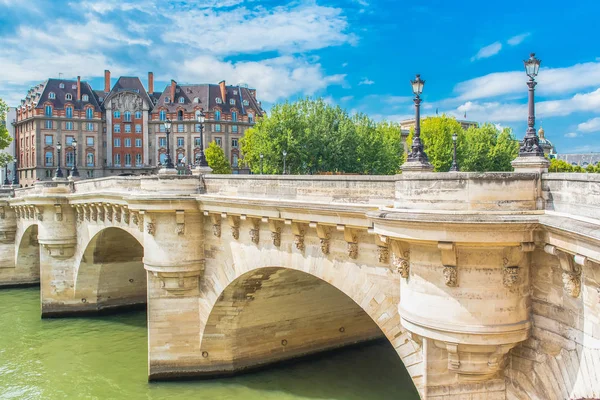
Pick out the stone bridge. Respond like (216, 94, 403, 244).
(0, 172, 599, 399)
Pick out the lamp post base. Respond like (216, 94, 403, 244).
(511, 156, 549, 173)
(158, 168, 178, 176)
(401, 160, 434, 173)
(192, 165, 213, 176)
(52, 176, 69, 182)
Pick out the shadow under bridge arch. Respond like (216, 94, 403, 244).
(198, 266, 420, 395)
(75, 227, 145, 313)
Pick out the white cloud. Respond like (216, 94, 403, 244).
(162, 3, 354, 55)
(507, 33, 530, 46)
(454, 61, 600, 101)
(340, 96, 354, 102)
(471, 42, 502, 61)
(565, 132, 578, 138)
(577, 117, 600, 133)
(359, 78, 374, 85)
(177, 55, 345, 103)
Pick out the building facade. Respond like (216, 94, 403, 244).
(13, 72, 263, 186)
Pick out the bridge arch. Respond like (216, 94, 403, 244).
(74, 227, 145, 312)
(13, 223, 40, 284)
(196, 244, 423, 395)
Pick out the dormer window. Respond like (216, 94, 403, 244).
(59, 83, 65, 89)
(48, 92, 56, 99)
(229, 99, 235, 105)
(215, 98, 222, 104)
(72, 84, 77, 89)
(82, 94, 89, 102)
(179, 97, 185, 104)
(193, 97, 200, 103)
(233, 90, 238, 95)
(165, 97, 170, 104)
(65, 93, 72, 101)
(243, 100, 249, 106)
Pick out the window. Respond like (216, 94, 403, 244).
(135, 124, 141, 133)
(45, 105, 52, 116)
(114, 111, 120, 118)
(232, 138, 238, 148)
(215, 124, 221, 132)
(59, 83, 65, 89)
(125, 154, 132, 166)
(177, 137, 184, 147)
(66, 121, 74, 130)
(159, 137, 167, 147)
(159, 110, 166, 121)
(66, 151, 74, 167)
(177, 110, 183, 121)
(65, 93, 72, 101)
(164, 97, 170, 104)
(45, 135, 53, 145)
(159, 153, 167, 165)
(86, 122, 94, 131)
(86, 137, 94, 146)
(232, 125, 238, 133)
(229, 99, 235, 105)
(125, 124, 131, 133)
(114, 154, 121, 166)
(216, 97, 222, 104)
(66, 106, 73, 118)
(66, 136, 74, 146)
(159, 124, 166, 132)
(215, 137, 222, 146)
(177, 124, 184, 133)
(193, 97, 200, 103)
(86, 108, 93, 119)
(135, 138, 142, 147)
(233, 90, 238, 95)
(195, 124, 202, 132)
(243, 100, 249, 106)
(135, 154, 142, 166)
(248, 113, 254, 123)
(179, 97, 185, 104)
(82, 94, 89, 102)
(114, 138, 121, 147)
(48, 92, 55, 99)
(45, 151, 53, 166)
(125, 138, 132, 147)
(135, 111, 142, 119)
(232, 153, 239, 167)
(214, 110, 221, 121)
(114, 124, 121, 133)
(194, 137, 201, 147)
(45, 120, 52, 129)
(124, 111, 131, 122)
(232, 111, 237, 122)
(72, 84, 76, 89)
(87, 153, 94, 167)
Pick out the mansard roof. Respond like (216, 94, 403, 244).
(104, 76, 153, 108)
(35, 79, 102, 111)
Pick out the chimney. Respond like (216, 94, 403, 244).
(77, 76, 81, 101)
(170, 79, 177, 102)
(148, 72, 154, 94)
(104, 70, 111, 93)
(219, 80, 226, 104)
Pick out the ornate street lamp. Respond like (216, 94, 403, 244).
(450, 132, 459, 172)
(3, 166, 9, 185)
(12, 142, 19, 185)
(519, 53, 544, 157)
(164, 118, 174, 169)
(196, 111, 208, 167)
(282, 150, 287, 175)
(55, 142, 64, 178)
(403, 74, 433, 171)
(259, 153, 264, 175)
(71, 139, 80, 177)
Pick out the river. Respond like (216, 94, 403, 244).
(0, 287, 419, 400)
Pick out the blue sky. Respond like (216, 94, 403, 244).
(1, 0, 599, 153)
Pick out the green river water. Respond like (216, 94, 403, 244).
(0, 288, 419, 400)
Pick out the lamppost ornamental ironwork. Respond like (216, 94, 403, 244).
(260, 153, 264, 174)
(196, 111, 208, 167)
(12, 139, 19, 185)
(405, 74, 432, 169)
(519, 53, 544, 157)
(3, 166, 9, 185)
(164, 119, 174, 169)
(55, 142, 64, 179)
(282, 150, 287, 175)
(71, 139, 80, 177)
(450, 132, 459, 172)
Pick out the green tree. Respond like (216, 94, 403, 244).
(240, 98, 403, 175)
(406, 115, 464, 172)
(204, 141, 232, 174)
(0, 97, 14, 167)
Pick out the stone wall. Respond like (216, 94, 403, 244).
(543, 173, 600, 220)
